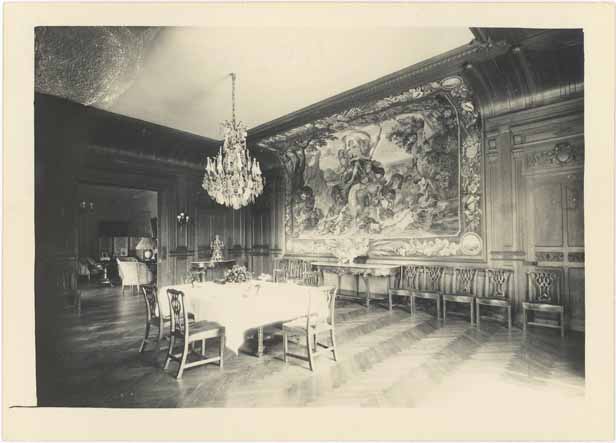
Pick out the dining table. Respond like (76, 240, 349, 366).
(158, 281, 329, 357)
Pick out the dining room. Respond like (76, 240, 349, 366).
(33, 25, 586, 409)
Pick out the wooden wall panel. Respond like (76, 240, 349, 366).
(532, 181, 564, 248)
(566, 180, 585, 247)
(567, 267, 585, 331)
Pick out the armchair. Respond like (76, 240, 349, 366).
(77, 257, 103, 281)
(117, 258, 154, 296)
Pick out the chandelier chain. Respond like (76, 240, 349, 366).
(231, 73, 236, 125)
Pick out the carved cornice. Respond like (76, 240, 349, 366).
(248, 40, 509, 144)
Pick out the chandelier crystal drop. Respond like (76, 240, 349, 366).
(202, 73, 264, 210)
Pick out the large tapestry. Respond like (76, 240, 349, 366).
(258, 76, 483, 258)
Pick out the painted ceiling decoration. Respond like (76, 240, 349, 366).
(35, 26, 160, 108)
(258, 75, 483, 259)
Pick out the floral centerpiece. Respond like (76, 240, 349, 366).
(328, 237, 370, 264)
(224, 265, 250, 283)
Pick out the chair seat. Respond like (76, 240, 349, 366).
(442, 294, 474, 303)
(412, 290, 441, 300)
(191, 319, 224, 333)
(389, 288, 412, 297)
(522, 302, 564, 313)
(476, 297, 510, 307)
(282, 318, 333, 333)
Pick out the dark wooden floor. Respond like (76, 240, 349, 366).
(36, 284, 585, 408)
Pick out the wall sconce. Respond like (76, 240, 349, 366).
(79, 200, 95, 213)
(176, 211, 191, 225)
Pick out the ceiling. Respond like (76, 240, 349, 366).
(36, 27, 473, 140)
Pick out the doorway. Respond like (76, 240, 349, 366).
(76, 183, 159, 288)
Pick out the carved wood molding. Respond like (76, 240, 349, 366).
(567, 252, 585, 263)
(535, 251, 565, 262)
(525, 142, 584, 171)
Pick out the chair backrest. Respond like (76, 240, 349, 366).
(400, 265, 422, 290)
(453, 268, 477, 296)
(483, 268, 513, 300)
(117, 259, 153, 285)
(141, 284, 159, 321)
(167, 288, 190, 337)
(302, 271, 320, 287)
(275, 258, 311, 279)
(288, 259, 311, 280)
(421, 266, 444, 292)
(307, 286, 337, 328)
(527, 269, 562, 305)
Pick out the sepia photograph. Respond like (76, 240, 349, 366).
(33, 24, 587, 407)
(3, 2, 615, 441)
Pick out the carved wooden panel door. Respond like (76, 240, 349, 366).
(525, 171, 584, 331)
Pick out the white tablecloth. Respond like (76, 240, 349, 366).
(158, 282, 329, 354)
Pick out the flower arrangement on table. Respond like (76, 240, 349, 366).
(224, 265, 250, 283)
(328, 237, 370, 264)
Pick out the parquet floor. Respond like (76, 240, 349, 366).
(36, 285, 585, 408)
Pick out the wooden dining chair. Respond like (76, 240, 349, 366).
(476, 268, 514, 330)
(281, 286, 337, 371)
(523, 268, 565, 337)
(273, 258, 311, 283)
(139, 284, 170, 353)
(387, 265, 421, 313)
(163, 288, 225, 379)
(442, 268, 478, 324)
(411, 266, 444, 319)
(302, 271, 320, 287)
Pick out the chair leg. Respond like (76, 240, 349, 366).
(476, 302, 481, 329)
(330, 329, 337, 361)
(306, 332, 315, 372)
(164, 334, 175, 370)
(442, 299, 446, 321)
(560, 311, 565, 338)
(507, 306, 512, 330)
(176, 339, 189, 379)
(283, 331, 288, 363)
(139, 321, 151, 353)
(523, 308, 527, 335)
(388, 291, 393, 312)
(219, 335, 225, 369)
(412, 296, 416, 316)
(202, 339, 206, 356)
(156, 319, 164, 352)
(470, 301, 474, 325)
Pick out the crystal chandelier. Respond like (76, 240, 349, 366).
(202, 73, 264, 210)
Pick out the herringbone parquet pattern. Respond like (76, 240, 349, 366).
(36, 285, 584, 408)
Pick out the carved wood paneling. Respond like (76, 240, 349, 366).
(533, 182, 564, 248)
